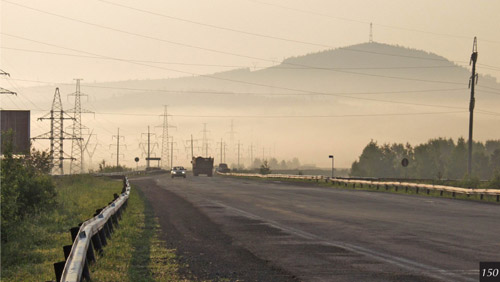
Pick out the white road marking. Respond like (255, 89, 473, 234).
(210, 200, 476, 282)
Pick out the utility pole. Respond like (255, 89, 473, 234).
(140, 126, 158, 169)
(468, 37, 478, 176)
(191, 135, 194, 159)
(33, 88, 79, 175)
(218, 138, 224, 164)
(110, 128, 126, 167)
(250, 143, 254, 167)
(201, 123, 210, 157)
(169, 137, 178, 168)
(67, 79, 93, 174)
(369, 23, 373, 43)
(148, 126, 151, 168)
(237, 141, 241, 169)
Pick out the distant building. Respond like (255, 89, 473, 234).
(1, 110, 30, 155)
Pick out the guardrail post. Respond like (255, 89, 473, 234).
(54, 261, 65, 282)
(496, 195, 499, 202)
(426, 189, 430, 195)
(63, 245, 72, 260)
(107, 218, 114, 234)
(70, 226, 80, 242)
(405, 186, 408, 192)
(122, 177, 127, 193)
(98, 228, 108, 247)
(416, 187, 419, 194)
(395, 185, 398, 192)
(82, 260, 91, 281)
(452, 192, 456, 198)
(440, 190, 444, 196)
(86, 240, 96, 264)
(92, 233, 103, 254)
(376, 184, 379, 190)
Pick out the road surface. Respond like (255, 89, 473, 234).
(131, 174, 500, 282)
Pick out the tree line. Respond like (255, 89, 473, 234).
(351, 138, 500, 181)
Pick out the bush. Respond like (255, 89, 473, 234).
(460, 174, 480, 188)
(259, 160, 271, 175)
(1, 135, 56, 241)
(488, 170, 500, 189)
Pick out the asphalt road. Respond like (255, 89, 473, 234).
(132, 174, 500, 282)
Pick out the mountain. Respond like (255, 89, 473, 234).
(18, 42, 500, 169)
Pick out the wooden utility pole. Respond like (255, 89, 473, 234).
(468, 37, 478, 176)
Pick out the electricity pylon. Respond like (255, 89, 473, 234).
(67, 79, 93, 174)
(33, 88, 80, 175)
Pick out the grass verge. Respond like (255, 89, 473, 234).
(89, 186, 190, 281)
(1, 175, 122, 281)
(226, 175, 500, 203)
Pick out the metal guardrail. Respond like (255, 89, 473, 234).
(53, 177, 131, 282)
(219, 172, 500, 201)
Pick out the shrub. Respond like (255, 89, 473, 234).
(488, 170, 500, 189)
(259, 160, 271, 175)
(1, 135, 56, 241)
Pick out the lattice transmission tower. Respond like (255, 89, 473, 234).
(67, 79, 93, 174)
(159, 106, 175, 169)
(33, 88, 80, 175)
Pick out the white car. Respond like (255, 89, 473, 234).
(171, 166, 187, 178)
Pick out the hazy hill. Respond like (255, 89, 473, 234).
(86, 42, 498, 111)
(17, 42, 500, 169)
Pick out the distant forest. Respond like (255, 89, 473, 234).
(351, 138, 500, 181)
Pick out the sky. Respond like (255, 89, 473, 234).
(1, 0, 500, 170)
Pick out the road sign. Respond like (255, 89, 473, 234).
(134, 157, 139, 162)
(401, 158, 409, 167)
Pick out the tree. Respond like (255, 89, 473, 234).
(447, 138, 467, 179)
(259, 160, 271, 175)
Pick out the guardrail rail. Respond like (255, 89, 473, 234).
(219, 172, 500, 202)
(53, 176, 131, 282)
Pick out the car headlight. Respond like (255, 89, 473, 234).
(182, 171, 185, 174)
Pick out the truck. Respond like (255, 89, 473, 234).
(191, 156, 214, 176)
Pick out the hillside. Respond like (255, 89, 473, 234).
(17, 42, 500, 169)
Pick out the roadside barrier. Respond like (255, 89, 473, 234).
(219, 172, 500, 202)
(53, 176, 131, 282)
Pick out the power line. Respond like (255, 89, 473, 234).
(3, 1, 471, 67)
(96, 0, 331, 49)
(71, 110, 470, 118)
(1, 46, 463, 71)
(2, 35, 475, 110)
(7, 77, 468, 97)
(246, 0, 500, 44)
(1, 31, 467, 87)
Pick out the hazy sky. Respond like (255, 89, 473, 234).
(1, 0, 500, 170)
(2, 0, 499, 84)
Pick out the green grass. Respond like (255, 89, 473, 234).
(1, 175, 123, 281)
(1, 174, 194, 281)
(227, 174, 500, 203)
(89, 186, 191, 282)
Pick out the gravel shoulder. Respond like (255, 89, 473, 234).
(131, 177, 300, 282)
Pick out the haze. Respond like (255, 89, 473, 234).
(1, 0, 499, 170)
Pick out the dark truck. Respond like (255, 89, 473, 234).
(191, 156, 214, 176)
